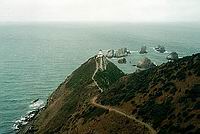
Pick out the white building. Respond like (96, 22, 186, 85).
(96, 50, 107, 71)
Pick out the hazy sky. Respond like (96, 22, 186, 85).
(0, 0, 199, 22)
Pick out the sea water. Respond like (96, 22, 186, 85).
(0, 22, 200, 134)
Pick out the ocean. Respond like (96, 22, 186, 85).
(0, 22, 200, 134)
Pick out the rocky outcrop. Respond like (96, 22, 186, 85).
(167, 52, 179, 61)
(139, 46, 148, 54)
(106, 48, 131, 58)
(137, 57, 156, 69)
(155, 45, 166, 53)
(118, 58, 127, 64)
(106, 49, 115, 58)
(115, 48, 130, 58)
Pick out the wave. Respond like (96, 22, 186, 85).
(29, 99, 45, 110)
(152, 47, 171, 54)
(12, 99, 45, 131)
(130, 50, 139, 53)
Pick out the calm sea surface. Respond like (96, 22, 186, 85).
(0, 23, 200, 133)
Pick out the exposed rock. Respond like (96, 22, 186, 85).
(137, 57, 156, 69)
(31, 98, 39, 104)
(167, 52, 179, 61)
(115, 48, 130, 58)
(155, 45, 166, 53)
(139, 46, 147, 54)
(106, 48, 130, 58)
(106, 49, 115, 58)
(118, 58, 127, 64)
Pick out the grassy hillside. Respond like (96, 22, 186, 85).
(19, 57, 144, 134)
(19, 54, 200, 134)
(99, 53, 200, 134)
(94, 60, 124, 90)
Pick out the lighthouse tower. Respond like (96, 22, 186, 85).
(96, 50, 107, 71)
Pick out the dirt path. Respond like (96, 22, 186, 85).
(91, 58, 157, 134)
(91, 96, 157, 134)
(91, 58, 103, 93)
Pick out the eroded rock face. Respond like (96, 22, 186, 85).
(167, 52, 178, 61)
(155, 45, 166, 53)
(137, 57, 156, 69)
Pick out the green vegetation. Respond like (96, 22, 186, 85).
(67, 57, 96, 89)
(138, 99, 174, 128)
(82, 106, 108, 123)
(94, 60, 124, 89)
(19, 53, 200, 134)
(99, 53, 200, 134)
(100, 68, 155, 105)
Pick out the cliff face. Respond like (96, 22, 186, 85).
(19, 54, 200, 134)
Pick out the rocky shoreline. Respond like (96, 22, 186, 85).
(14, 99, 45, 133)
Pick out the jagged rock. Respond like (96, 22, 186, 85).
(155, 45, 166, 53)
(106, 49, 115, 58)
(118, 58, 127, 64)
(137, 57, 156, 69)
(106, 48, 131, 58)
(31, 98, 39, 104)
(139, 46, 147, 54)
(167, 52, 178, 61)
(115, 48, 130, 58)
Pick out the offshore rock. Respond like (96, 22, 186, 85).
(106, 49, 115, 58)
(118, 58, 127, 64)
(115, 48, 130, 58)
(139, 46, 148, 54)
(155, 45, 166, 53)
(137, 57, 156, 69)
(167, 52, 179, 61)
(106, 48, 131, 58)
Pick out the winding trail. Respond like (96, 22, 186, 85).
(91, 58, 103, 93)
(91, 58, 157, 134)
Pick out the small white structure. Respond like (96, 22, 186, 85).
(96, 50, 107, 71)
(97, 49, 104, 58)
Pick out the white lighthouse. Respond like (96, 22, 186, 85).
(96, 50, 107, 71)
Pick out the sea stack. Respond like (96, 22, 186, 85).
(167, 52, 179, 61)
(106, 49, 115, 58)
(137, 57, 156, 69)
(115, 48, 131, 58)
(139, 46, 147, 54)
(106, 48, 131, 58)
(155, 45, 166, 53)
(118, 58, 127, 64)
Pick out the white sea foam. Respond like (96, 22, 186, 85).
(13, 99, 45, 131)
(130, 50, 138, 53)
(29, 99, 45, 110)
(164, 51, 171, 54)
